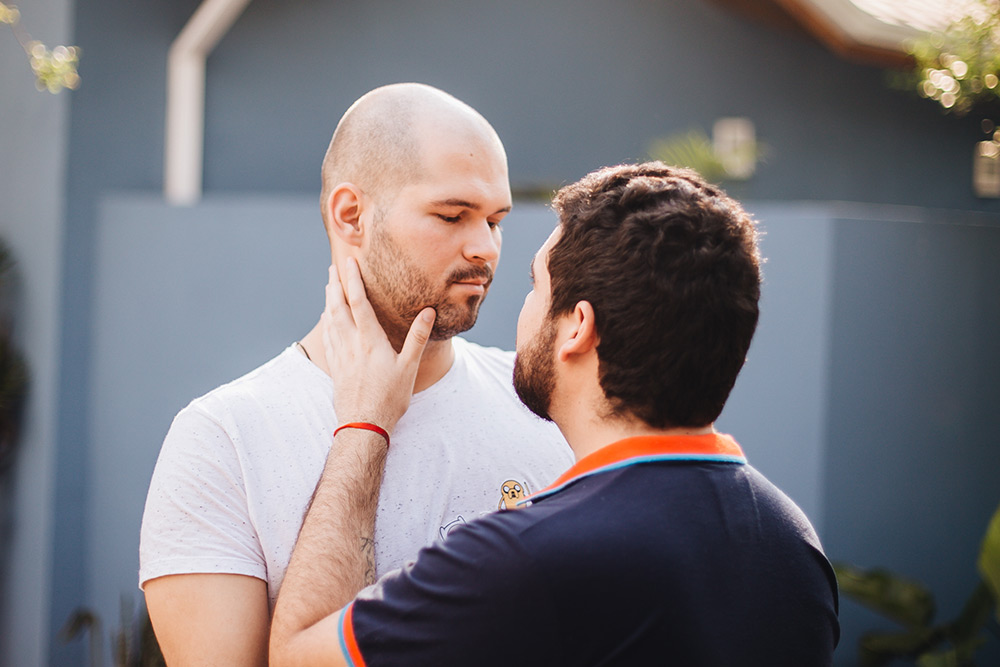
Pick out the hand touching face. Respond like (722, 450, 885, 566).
(322, 258, 436, 433)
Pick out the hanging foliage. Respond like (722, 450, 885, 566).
(902, 0, 1000, 116)
(1, 2, 80, 93)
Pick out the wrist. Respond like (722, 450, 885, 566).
(334, 422, 390, 447)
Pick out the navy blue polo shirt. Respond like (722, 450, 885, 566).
(338, 433, 839, 666)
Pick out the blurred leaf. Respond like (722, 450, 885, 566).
(2, 2, 81, 93)
(977, 503, 1000, 623)
(0, 238, 27, 473)
(28, 41, 80, 93)
(59, 608, 103, 667)
(946, 581, 994, 648)
(0, 3, 20, 25)
(916, 636, 982, 667)
(915, 651, 954, 667)
(0, 239, 12, 277)
(648, 130, 727, 183)
(859, 626, 942, 666)
(138, 604, 166, 667)
(834, 562, 936, 628)
(58, 609, 99, 642)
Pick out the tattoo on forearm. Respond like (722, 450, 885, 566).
(361, 536, 376, 585)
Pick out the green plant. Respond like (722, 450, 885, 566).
(648, 129, 728, 182)
(834, 503, 1000, 666)
(647, 126, 767, 184)
(896, 0, 1000, 117)
(61, 597, 165, 667)
(1, 1, 80, 93)
(0, 239, 27, 473)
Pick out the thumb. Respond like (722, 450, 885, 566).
(400, 307, 436, 367)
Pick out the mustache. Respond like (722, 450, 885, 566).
(448, 265, 494, 286)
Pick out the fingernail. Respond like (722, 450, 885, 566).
(422, 309, 435, 322)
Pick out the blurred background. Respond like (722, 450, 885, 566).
(2, 0, 998, 664)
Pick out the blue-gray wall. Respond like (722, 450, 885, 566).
(0, 0, 74, 664)
(50, 2, 200, 663)
(718, 204, 836, 533)
(65, 0, 1000, 209)
(200, 0, 995, 211)
(2, 0, 995, 663)
(823, 210, 1000, 663)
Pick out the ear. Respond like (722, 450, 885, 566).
(325, 182, 368, 248)
(556, 301, 599, 362)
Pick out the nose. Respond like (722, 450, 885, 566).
(463, 219, 501, 265)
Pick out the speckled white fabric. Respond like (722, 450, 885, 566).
(139, 337, 573, 609)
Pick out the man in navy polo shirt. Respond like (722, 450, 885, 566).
(270, 162, 840, 666)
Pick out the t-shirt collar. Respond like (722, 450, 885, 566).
(525, 433, 746, 505)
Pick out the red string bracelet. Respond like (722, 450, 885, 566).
(333, 422, 390, 447)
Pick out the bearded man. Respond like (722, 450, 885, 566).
(139, 83, 572, 665)
(269, 162, 840, 666)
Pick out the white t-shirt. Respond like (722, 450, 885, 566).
(139, 337, 573, 608)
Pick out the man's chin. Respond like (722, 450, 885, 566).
(428, 304, 481, 340)
(425, 295, 485, 340)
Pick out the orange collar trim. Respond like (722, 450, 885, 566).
(525, 433, 746, 505)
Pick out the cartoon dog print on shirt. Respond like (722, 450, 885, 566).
(498, 479, 529, 510)
(438, 479, 532, 542)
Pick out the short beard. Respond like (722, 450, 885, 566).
(513, 318, 558, 422)
(364, 224, 493, 345)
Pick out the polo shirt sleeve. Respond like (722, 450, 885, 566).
(339, 514, 561, 667)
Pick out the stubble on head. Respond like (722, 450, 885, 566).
(320, 83, 506, 348)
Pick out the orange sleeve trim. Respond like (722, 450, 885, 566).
(339, 603, 368, 667)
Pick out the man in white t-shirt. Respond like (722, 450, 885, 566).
(139, 83, 573, 665)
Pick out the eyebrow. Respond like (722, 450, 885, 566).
(429, 198, 512, 216)
(529, 256, 536, 283)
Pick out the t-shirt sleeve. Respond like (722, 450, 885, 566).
(341, 516, 560, 667)
(138, 405, 265, 587)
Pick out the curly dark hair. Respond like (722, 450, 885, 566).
(548, 162, 762, 428)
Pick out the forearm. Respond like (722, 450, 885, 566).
(270, 260, 433, 665)
(270, 428, 388, 661)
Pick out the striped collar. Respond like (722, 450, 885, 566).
(525, 433, 746, 505)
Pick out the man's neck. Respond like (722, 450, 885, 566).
(555, 412, 715, 462)
(411, 338, 455, 393)
(299, 319, 455, 394)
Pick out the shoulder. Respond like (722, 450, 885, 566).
(348, 511, 561, 663)
(371, 507, 556, 604)
(187, 346, 314, 412)
(739, 465, 824, 545)
(157, 345, 326, 463)
(172, 346, 329, 435)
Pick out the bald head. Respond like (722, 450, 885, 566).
(320, 83, 505, 231)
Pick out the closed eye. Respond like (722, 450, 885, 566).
(437, 214, 462, 223)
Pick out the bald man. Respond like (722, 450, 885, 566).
(139, 84, 573, 665)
